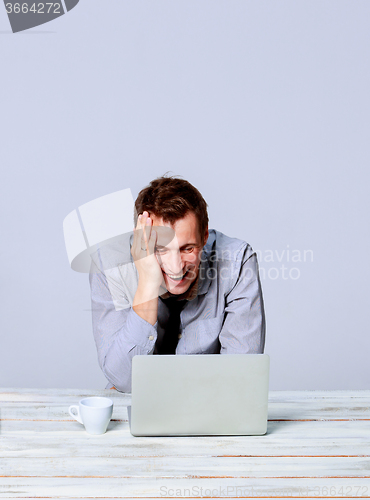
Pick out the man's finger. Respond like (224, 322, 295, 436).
(142, 217, 152, 256)
(147, 228, 157, 253)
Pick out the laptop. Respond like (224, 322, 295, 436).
(128, 354, 270, 436)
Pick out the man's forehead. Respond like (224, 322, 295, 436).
(152, 226, 176, 247)
(150, 214, 171, 227)
(151, 212, 194, 226)
(150, 212, 200, 245)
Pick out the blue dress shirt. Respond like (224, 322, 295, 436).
(89, 229, 266, 392)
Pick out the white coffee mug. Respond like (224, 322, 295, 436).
(69, 397, 113, 435)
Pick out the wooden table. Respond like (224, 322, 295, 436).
(1, 389, 369, 499)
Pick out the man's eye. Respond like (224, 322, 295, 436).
(182, 247, 194, 253)
(155, 248, 167, 254)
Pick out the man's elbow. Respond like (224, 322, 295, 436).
(102, 359, 132, 393)
(105, 375, 132, 393)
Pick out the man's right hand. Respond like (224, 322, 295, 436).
(131, 212, 163, 322)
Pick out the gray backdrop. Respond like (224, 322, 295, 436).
(1, 0, 369, 391)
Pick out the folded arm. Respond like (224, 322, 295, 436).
(219, 250, 266, 354)
(90, 266, 157, 393)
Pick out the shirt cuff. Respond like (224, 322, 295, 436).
(123, 307, 158, 350)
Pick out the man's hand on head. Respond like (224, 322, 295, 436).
(131, 211, 164, 293)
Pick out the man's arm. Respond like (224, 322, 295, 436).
(219, 250, 265, 354)
(90, 212, 163, 392)
(90, 266, 158, 392)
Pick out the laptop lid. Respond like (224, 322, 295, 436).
(130, 354, 269, 436)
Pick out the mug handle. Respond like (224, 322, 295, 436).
(69, 405, 83, 424)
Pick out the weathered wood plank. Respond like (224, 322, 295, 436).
(2, 402, 370, 421)
(1, 389, 369, 405)
(269, 391, 370, 401)
(268, 392, 370, 420)
(1, 419, 369, 458)
(1, 456, 370, 478)
(1, 391, 369, 421)
(0, 388, 128, 403)
(0, 402, 130, 422)
(0, 477, 369, 498)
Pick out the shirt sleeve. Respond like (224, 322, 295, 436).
(219, 250, 266, 354)
(89, 262, 157, 393)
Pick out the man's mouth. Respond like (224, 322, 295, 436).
(163, 270, 189, 282)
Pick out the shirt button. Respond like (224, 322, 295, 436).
(178, 334, 182, 339)
(148, 335, 154, 341)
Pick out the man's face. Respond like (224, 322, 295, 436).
(151, 212, 208, 295)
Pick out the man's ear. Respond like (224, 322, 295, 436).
(203, 227, 209, 247)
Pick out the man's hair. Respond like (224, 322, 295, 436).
(135, 175, 209, 239)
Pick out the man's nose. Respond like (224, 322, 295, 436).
(166, 250, 183, 274)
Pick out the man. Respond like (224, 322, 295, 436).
(90, 176, 265, 392)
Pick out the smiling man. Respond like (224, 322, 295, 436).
(90, 176, 265, 392)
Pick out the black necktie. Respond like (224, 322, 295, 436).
(159, 298, 186, 354)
